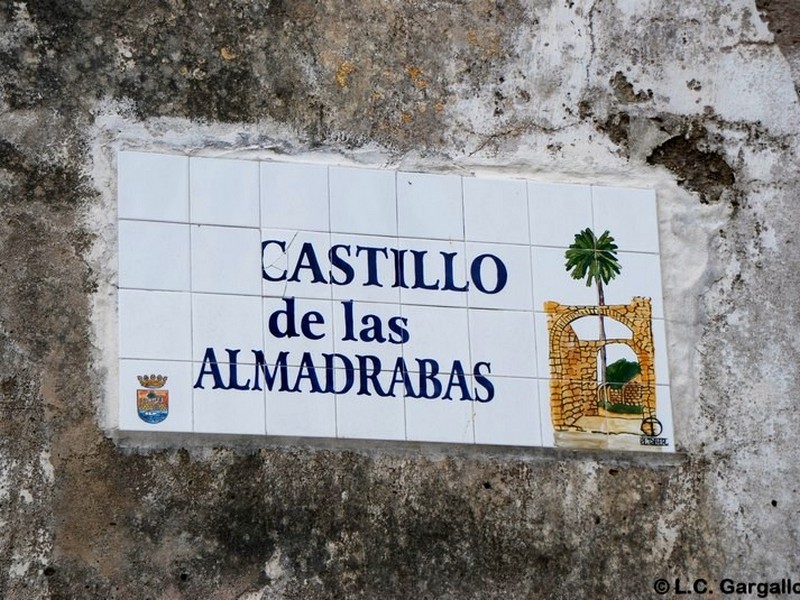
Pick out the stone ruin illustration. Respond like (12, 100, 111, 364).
(545, 299, 657, 442)
(547, 228, 660, 449)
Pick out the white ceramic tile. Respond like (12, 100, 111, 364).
(261, 162, 329, 231)
(119, 290, 192, 360)
(466, 243, 533, 310)
(400, 305, 470, 369)
(118, 151, 189, 222)
(538, 379, 555, 448)
(534, 312, 551, 378)
(398, 238, 469, 307)
(118, 221, 191, 291)
(266, 386, 337, 438)
(531, 246, 598, 310)
(193, 377, 266, 435)
(601, 251, 664, 318)
(329, 166, 396, 236)
(336, 379, 406, 441)
(468, 309, 537, 378)
(568, 316, 634, 341)
(190, 157, 260, 227)
(528, 182, 592, 248)
(263, 297, 335, 365)
(592, 185, 659, 254)
(654, 385, 674, 451)
(191, 225, 262, 295)
(474, 377, 541, 447)
(330, 234, 401, 303)
(652, 319, 670, 386)
(397, 171, 463, 240)
(118, 359, 193, 432)
(332, 300, 405, 364)
(405, 392, 474, 444)
(463, 176, 528, 244)
(192, 294, 264, 363)
(261, 229, 332, 300)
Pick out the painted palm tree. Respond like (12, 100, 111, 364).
(564, 228, 622, 384)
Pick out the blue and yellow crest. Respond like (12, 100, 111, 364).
(136, 374, 169, 424)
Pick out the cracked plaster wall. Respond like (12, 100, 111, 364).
(1, 0, 799, 597)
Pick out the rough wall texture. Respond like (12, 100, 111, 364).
(1, 0, 799, 598)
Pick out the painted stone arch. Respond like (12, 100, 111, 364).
(544, 297, 656, 432)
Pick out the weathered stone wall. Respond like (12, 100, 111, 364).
(2, 1, 800, 598)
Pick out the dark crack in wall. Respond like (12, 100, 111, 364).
(646, 125, 736, 204)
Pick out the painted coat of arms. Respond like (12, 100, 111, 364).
(137, 374, 169, 424)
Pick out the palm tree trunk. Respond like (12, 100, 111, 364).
(596, 279, 607, 385)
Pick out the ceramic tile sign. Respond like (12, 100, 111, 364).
(116, 151, 674, 452)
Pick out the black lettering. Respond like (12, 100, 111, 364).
(194, 347, 227, 389)
(225, 348, 251, 390)
(359, 313, 386, 343)
(387, 316, 409, 344)
(386, 357, 415, 397)
(291, 352, 324, 393)
(473, 361, 494, 402)
(415, 358, 442, 399)
(356, 354, 387, 396)
(322, 353, 355, 394)
(471, 253, 508, 294)
(329, 244, 354, 286)
(300, 310, 325, 340)
(441, 251, 469, 292)
(390, 248, 408, 288)
(261, 240, 287, 281)
(268, 297, 299, 339)
(251, 350, 290, 391)
(443, 361, 472, 400)
(340, 300, 357, 341)
(288, 241, 327, 284)
(410, 250, 440, 290)
(355, 246, 388, 287)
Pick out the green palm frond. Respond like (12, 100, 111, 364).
(564, 228, 621, 287)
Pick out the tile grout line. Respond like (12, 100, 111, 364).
(121, 216, 661, 255)
(462, 175, 476, 445)
(116, 152, 124, 429)
(119, 287, 668, 320)
(526, 182, 546, 449)
(328, 165, 339, 441)
(259, 160, 268, 437)
(187, 156, 196, 434)
(395, 171, 409, 443)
